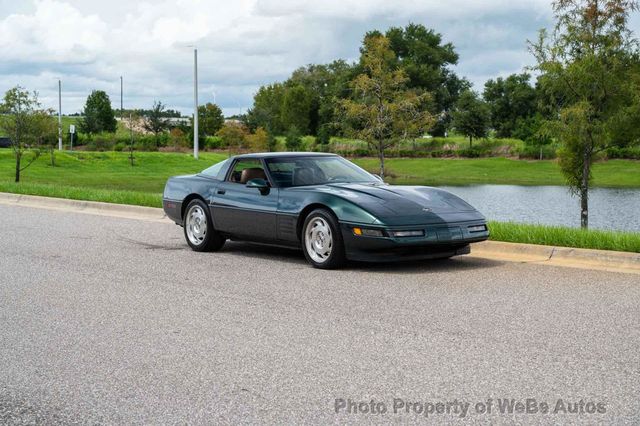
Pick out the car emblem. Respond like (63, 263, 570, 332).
(422, 208, 432, 212)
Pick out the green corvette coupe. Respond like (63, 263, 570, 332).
(163, 153, 489, 269)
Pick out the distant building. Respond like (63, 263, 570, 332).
(163, 117, 191, 126)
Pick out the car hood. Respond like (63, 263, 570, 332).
(319, 183, 485, 225)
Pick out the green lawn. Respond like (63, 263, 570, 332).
(0, 150, 227, 195)
(353, 157, 640, 187)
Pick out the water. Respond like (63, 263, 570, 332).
(438, 185, 640, 233)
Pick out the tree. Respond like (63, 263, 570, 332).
(281, 85, 313, 135)
(198, 103, 224, 137)
(169, 127, 187, 149)
(246, 127, 269, 152)
(216, 122, 248, 153)
(143, 101, 169, 147)
(246, 83, 285, 134)
(266, 128, 278, 152)
(79, 90, 117, 134)
(531, 0, 640, 228)
(339, 35, 434, 177)
(285, 126, 302, 151)
(0, 87, 56, 182)
(285, 60, 356, 137)
(383, 23, 468, 136)
(483, 73, 537, 137)
(451, 90, 491, 147)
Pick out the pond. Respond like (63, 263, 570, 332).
(438, 185, 640, 233)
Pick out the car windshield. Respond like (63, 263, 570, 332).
(265, 156, 379, 187)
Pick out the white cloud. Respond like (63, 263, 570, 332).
(0, 0, 563, 116)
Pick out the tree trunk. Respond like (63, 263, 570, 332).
(378, 143, 385, 179)
(15, 152, 21, 183)
(580, 150, 591, 229)
(469, 136, 473, 148)
(50, 148, 56, 167)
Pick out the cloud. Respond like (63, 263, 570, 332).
(0, 0, 560, 116)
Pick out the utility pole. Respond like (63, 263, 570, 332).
(58, 79, 62, 151)
(120, 76, 123, 119)
(193, 48, 199, 159)
(129, 112, 135, 166)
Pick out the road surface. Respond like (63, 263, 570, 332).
(1, 204, 638, 424)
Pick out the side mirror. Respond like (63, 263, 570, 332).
(246, 178, 270, 195)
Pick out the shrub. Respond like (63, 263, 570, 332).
(134, 135, 158, 151)
(86, 134, 115, 152)
(169, 128, 188, 148)
(458, 146, 491, 158)
(606, 146, 640, 159)
(285, 126, 302, 151)
(217, 122, 248, 152)
(113, 142, 127, 152)
(204, 136, 223, 150)
(246, 128, 269, 152)
(518, 144, 558, 159)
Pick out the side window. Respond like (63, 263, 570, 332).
(200, 159, 229, 179)
(265, 160, 296, 187)
(226, 159, 268, 184)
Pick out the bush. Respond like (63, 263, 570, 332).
(458, 146, 491, 158)
(518, 144, 558, 159)
(285, 126, 302, 151)
(134, 135, 158, 151)
(113, 142, 127, 152)
(217, 122, 248, 151)
(317, 126, 331, 146)
(169, 128, 188, 148)
(606, 146, 640, 159)
(86, 134, 115, 152)
(204, 136, 223, 150)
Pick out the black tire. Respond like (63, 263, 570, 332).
(183, 199, 225, 252)
(301, 209, 346, 269)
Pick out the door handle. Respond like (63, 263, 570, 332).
(217, 189, 226, 195)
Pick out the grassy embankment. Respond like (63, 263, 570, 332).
(1, 149, 639, 252)
(488, 222, 640, 253)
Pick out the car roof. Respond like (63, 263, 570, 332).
(232, 152, 339, 160)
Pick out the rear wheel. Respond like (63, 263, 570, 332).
(183, 199, 225, 252)
(302, 209, 346, 269)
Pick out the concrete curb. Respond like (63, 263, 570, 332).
(0, 192, 169, 223)
(471, 240, 640, 274)
(1, 192, 638, 274)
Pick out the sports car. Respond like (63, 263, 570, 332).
(162, 153, 489, 269)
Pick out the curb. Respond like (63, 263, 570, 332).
(0, 192, 169, 223)
(471, 240, 640, 275)
(1, 192, 638, 274)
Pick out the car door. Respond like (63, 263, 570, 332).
(211, 158, 278, 241)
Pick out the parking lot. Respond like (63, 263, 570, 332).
(1, 204, 639, 423)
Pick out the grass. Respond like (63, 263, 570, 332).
(352, 157, 640, 187)
(0, 149, 227, 193)
(0, 181, 162, 207)
(489, 221, 640, 253)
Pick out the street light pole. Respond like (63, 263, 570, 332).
(120, 76, 123, 118)
(58, 79, 62, 151)
(193, 48, 199, 159)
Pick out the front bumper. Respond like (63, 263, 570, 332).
(340, 220, 489, 262)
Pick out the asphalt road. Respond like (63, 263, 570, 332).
(1, 204, 639, 424)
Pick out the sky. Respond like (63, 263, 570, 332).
(0, 0, 636, 117)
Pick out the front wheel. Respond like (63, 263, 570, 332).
(183, 199, 225, 252)
(302, 209, 346, 269)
